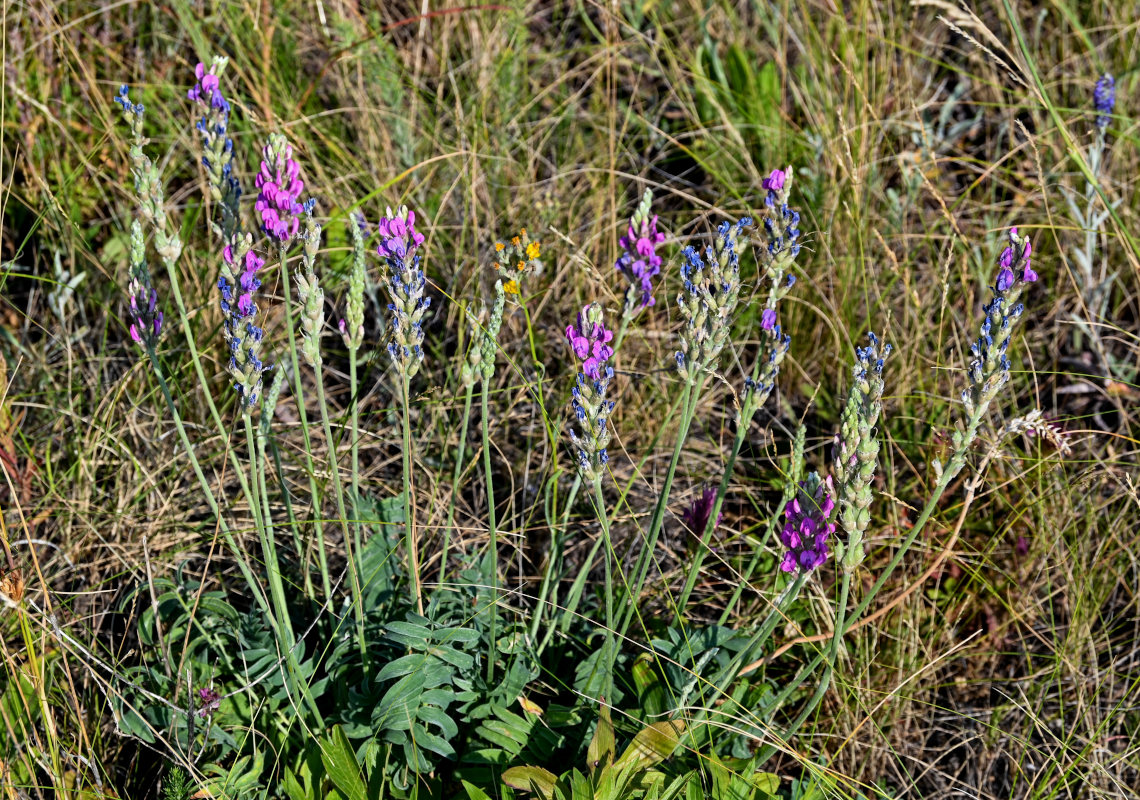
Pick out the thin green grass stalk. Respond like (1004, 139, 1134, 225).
(611, 316, 632, 355)
(480, 377, 497, 681)
(14, 603, 67, 800)
(276, 246, 333, 601)
(616, 377, 702, 639)
(441, 384, 475, 585)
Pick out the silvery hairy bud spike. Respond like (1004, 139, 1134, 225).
(833, 332, 892, 571)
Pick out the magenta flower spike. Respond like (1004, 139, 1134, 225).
(779, 473, 837, 574)
(255, 134, 306, 243)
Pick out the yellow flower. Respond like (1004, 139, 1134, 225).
(526, 241, 541, 259)
(511, 236, 521, 248)
(495, 242, 505, 252)
(492, 261, 500, 270)
(519, 228, 527, 238)
(517, 261, 526, 271)
(504, 279, 520, 295)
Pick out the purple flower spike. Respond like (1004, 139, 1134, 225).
(616, 189, 667, 315)
(760, 308, 777, 331)
(762, 168, 786, 206)
(255, 134, 306, 243)
(377, 206, 426, 262)
(779, 473, 837, 575)
(682, 485, 723, 537)
(565, 305, 614, 379)
(1094, 73, 1115, 130)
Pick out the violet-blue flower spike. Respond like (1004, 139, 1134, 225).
(616, 189, 667, 318)
(189, 57, 241, 238)
(675, 216, 751, 382)
(255, 134, 306, 243)
(779, 472, 837, 574)
(1094, 73, 1115, 131)
(567, 302, 616, 482)
(962, 227, 1036, 419)
(218, 232, 271, 408)
(377, 205, 430, 380)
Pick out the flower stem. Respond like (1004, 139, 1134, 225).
(441, 384, 475, 586)
(616, 376, 702, 640)
(530, 473, 581, 645)
(591, 476, 616, 701)
(480, 378, 497, 681)
(401, 374, 424, 616)
(277, 246, 333, 601)
(314, 367, 367, 651)
(348, 344, 364, 587)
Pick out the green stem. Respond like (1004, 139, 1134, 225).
(145, 346, 270, 616)
(315, 369, 367, 649)
(530, 473, 581, 644)
(277, 247, 333, 601)
(348, 345, 364, 588)
(401, 374, 424, 616)
(244, 415, 294, 651)
(675, 407, 750, 618)
(481, 379, 497, 681)
(612, 315, 632, 354)
(617, 377, 702, 640)
(158, 258, 255, 515)
(591, 477, 616, 701)
(441, 384, 475, 585)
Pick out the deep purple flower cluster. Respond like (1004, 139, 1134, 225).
(218, 236, 269, 407)
(616, 190, 666, 312)
(779, 474, 836, 574)
(1094, 73, 1115, 130)
(566, 306, 615, 379)
(682, 485, 723, 537)
(188, 60, 240, 234)
(195, 686, 221, 719)
(255, 135, 307, 242)
(377, 206, 430, 377)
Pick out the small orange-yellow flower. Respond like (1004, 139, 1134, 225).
(503, 279, 520, 295)
(511, 236, 521, 248)
(495, 242, 505, 252)
(516, 261, 526, 271)
(526, 241, 541, 259)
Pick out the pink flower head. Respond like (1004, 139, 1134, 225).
(762, 169, 786, 192)
(760, 308, 777, 331)
(377, 206, 426, 262)
(255, 136, 306, 242)
(565, 304, 614, 379)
